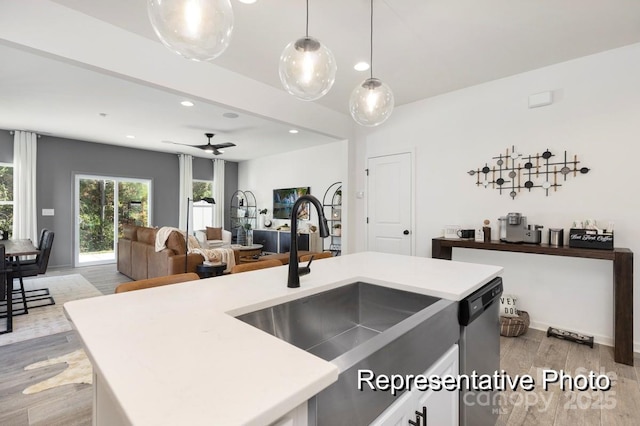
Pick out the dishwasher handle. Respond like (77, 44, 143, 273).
(459, 277, 503, 326)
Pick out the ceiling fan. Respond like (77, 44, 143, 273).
(165, 133, 236, 155)
(196, 132, 236, 155)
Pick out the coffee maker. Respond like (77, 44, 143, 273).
(503, 212, 525, 243)
(500, 213, 543, 244)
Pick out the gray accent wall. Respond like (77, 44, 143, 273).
(193, 157, 213, 181)
(38, 136, 180, 268)
(0, 129, 238, 268)
(0, 130, 12, 163)
(224, 161, 238, 231)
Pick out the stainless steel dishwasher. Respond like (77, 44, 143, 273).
(458, 277, 503, 426)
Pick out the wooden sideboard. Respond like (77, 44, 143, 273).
(432, 238, 634, 366)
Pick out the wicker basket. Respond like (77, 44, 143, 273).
(500, 310, 530, 337)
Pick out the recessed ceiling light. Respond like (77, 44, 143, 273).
(126, 135, 135, 139)
(181, 101, 194, 107)
(289, 129, 299, 134)
(98, 112, 108, 117)
(223, 112, 239, 119)
(238, 0, 257, 4)
(354, 61, 370, 71)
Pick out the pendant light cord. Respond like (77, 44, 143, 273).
(370, 0, 374, 79)
(306, 0, 309, 37)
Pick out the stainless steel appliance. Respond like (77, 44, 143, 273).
(502, 213, 543, 244)
(523, 225, 543, 244)
(505, 212, 525, 242)
(459, 277, 503, 426)
(549, 228, 564, 247)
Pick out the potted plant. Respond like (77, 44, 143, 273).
(258, 208, 268, 229)
(333, 223, 341, 237)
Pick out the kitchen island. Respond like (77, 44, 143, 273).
(64, 252, 502, 425)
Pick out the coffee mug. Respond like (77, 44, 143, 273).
(457, 229, 475, 239)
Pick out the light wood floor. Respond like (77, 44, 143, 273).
(1, 264, 639, 425)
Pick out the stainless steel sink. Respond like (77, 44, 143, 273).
(236, 282, 459, 426)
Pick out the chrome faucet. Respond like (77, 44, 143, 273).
(288, 194, 330, 288)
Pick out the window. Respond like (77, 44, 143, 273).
(192, 180, 214, 230)
(0, 163, 14, 238)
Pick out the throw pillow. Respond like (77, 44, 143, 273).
(206, 226, 223, 241)
(500, 294, 519, 317)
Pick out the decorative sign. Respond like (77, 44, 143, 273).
(468, 146, 590, 199)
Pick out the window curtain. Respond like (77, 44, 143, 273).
(12, 131, 38, 242)
(212, 158, 225, 228)
(178, 154, 193, 231)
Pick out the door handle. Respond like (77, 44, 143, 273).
(403, 230, 410, 235)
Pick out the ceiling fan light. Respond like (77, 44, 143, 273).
(147, 0, 234, 61)
(203, 145, 215, 153)
(349, 77, 395, 127)
(279, 36, 337, 101)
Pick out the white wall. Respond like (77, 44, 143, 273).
(238, 140, 348, 248)
(354, 43, 640, 349)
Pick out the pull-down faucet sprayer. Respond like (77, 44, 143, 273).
(287, 194, 330, 288)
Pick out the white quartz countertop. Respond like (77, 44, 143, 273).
(64, 251, 502, 425)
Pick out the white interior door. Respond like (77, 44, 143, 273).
(367, 153, 412, 255)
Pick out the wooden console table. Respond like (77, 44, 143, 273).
(432, 238, 634, 366)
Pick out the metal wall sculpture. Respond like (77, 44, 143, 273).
(468, 146, 590, 199)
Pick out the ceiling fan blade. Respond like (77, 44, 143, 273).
(211, 142, 236, 149)
(193, 144, 214, 150)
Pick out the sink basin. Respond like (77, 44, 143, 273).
(236, 282, 459, 426)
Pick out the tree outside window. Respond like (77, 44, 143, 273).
(193, 180, 214, 230)
(0, 164, 14, 239)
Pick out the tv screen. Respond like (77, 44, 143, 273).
(273, 187, 310, 220)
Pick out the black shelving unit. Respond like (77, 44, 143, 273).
(229, 190, 256, 245)
(322, 182, 342, 256)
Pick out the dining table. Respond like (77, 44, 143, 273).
(0, 239, 41, 334)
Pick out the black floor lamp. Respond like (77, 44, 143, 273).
(185, 197, 215, 272)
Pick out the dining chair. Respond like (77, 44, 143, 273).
(0, 245, 14, 333)
(115, 272, 200, 293)
(10, 230, 55, 314)
(230, 259, 282, 274)
(299, 252, 333, 263)
(15, 228, 48, 269)
(13, 230, 55, 277)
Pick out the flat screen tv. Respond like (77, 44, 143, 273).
(273, 187, 310, 220)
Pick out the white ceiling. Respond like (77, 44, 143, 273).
(2, 0, 640, 161)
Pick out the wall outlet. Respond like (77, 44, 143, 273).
(42, 209, 55, 216)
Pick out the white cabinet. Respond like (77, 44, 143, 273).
(371, 345, 459, 426)
(269, 402, 307, 426)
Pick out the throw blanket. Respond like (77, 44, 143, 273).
(155, 227, 235, 271)
(154, 227, 200, 252)
(207, 248, 236, 273)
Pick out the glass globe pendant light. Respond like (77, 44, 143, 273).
(147, 0, 234, 61)
(279, 0, 337, 101)
(349, 0, 394, 126)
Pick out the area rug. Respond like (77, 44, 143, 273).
(23, 348, 93, 394)
(0, 274, 102, 347)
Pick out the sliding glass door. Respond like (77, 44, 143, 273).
(74, 174, 151, 266)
